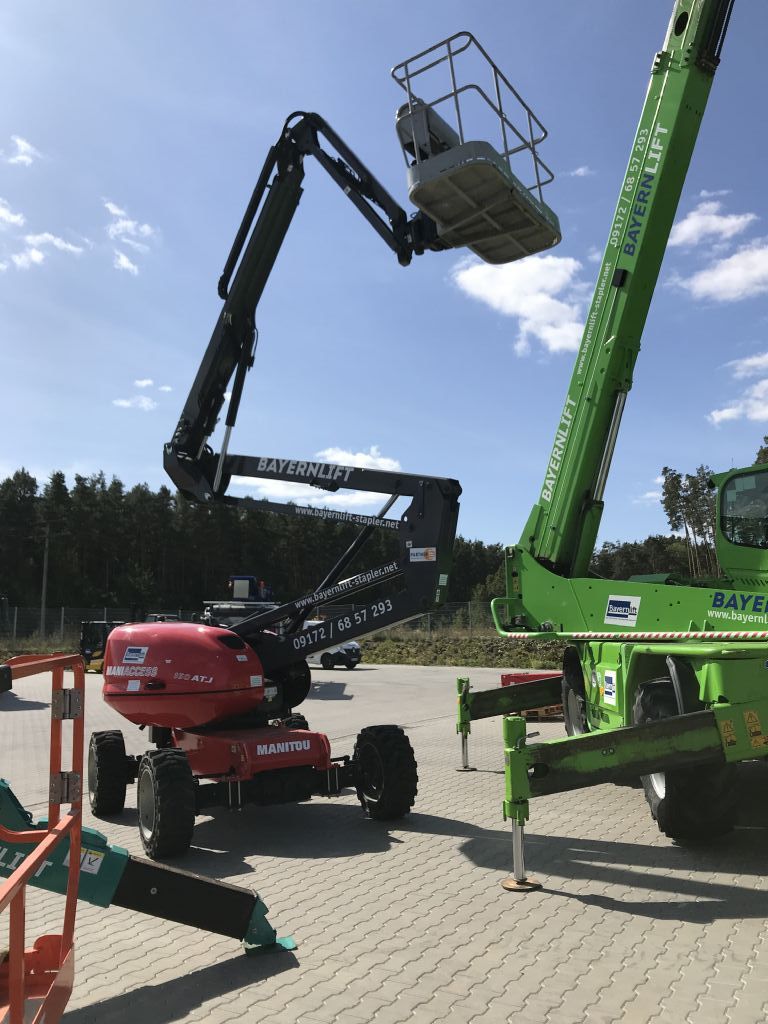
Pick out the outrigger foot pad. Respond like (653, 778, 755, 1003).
(500, 876, 542, 893)
(113, 856, 295, 952)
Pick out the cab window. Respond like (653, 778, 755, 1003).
(721, 472, 768, 548)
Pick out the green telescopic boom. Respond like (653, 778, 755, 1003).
(520, 0, 734, 579)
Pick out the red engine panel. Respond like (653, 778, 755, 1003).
(174, 726, 332, 780)
(102, 622, 270, 728)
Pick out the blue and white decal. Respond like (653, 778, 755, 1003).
(604, 595, 641, 627)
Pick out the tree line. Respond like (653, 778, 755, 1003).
(0, 468, 504, 611)
(4, 436, 766, 612)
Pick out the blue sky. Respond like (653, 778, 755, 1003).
(2, 1, 767, 548)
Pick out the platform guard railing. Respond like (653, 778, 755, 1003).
(0, 652, 84, 1024)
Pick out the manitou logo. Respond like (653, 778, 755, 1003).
(256, 740, 311, 756)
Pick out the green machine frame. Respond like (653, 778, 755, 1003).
(454, 0, 768, 885)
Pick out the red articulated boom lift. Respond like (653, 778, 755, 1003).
(88, 35, 561, 859)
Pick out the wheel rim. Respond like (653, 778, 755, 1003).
(566, 688, 586, 734)
(87, 744, 97, 806)
(649, 772, 666, 799)
(358, 743, 384, 802)
(138, 768, 156, 841)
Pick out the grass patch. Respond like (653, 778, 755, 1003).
(360, 633, 564, 668)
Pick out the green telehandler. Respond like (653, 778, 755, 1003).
(455, 0, 768, 874)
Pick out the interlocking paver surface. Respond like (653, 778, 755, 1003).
(2, 663, 768, 1023)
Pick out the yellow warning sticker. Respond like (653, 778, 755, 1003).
(720, 719, 737, 747)
(744, 709, 763, 738)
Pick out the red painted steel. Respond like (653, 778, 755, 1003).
(0, 652, 85, 1024)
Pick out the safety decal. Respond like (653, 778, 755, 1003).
(743, 709, 768, 749)
(236, 654, 248, 662)
(123, 646, 149, 665)
(439, 573, 449, 587)
(603, 671, 617, 706)
(410, 547, 437, 562)
(720, 719, 737, 748)
(250, 674, 263, 688)
(126, 680, 141, 692)
(604, 595, 641, 627)
(64, 848, 105, 875)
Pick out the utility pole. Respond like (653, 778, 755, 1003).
(39, 521, 50, 636)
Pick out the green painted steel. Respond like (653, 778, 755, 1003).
(516, 0, 732, 579)
(0, 778, 129, 908)
(502, 697, 768, 810)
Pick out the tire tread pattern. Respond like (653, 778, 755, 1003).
(353, 724, 418, 821)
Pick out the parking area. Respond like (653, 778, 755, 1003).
(3, 663, 768, 1023)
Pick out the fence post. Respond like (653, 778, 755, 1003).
(103, 607, 107, 622)
(426, 613, 431, 638)
(468, 601, 472, 637)
(12, 606, 17, 643)
(60, 606, 65, 641)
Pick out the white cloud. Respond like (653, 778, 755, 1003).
(104, 200, 157, 273)
(726, 352, 768, 379)
(676, 240, 768, 302)
(0, 197, 25, 227)
(316, 445, 400, 472)
(6, 136, 41, 167)
(566, 165, 595, 178)
(158, 385, 173, 392)
(12, 247, 45, 269)
(112, 395, 158, 411)
(134, 378, 154, 388)
(633, 489, 662, 504)
(230, 445, 401, 509)
(121, 237, 150, 254)
(709, 352, 768, 424)
(0, 261, 7, 272)
(113, 250, 138, 276)
(587, 246, 602, 263)
(699, 188, 731, 199)
(24, 232, 82, 254)
(669, 200, 757, 248)
(709, 378, 768, 425)
(452, 254, 585, 355)
(653, 475, 664, 485)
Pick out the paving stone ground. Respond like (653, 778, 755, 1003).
(3, 663, 768, 1023)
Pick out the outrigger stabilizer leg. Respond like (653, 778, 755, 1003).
(0, 780, 295, 953)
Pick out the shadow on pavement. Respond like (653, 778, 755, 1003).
(0, 691, 49, 711)
(306, 680, 353, 700)
(64, 947, 299, 1024)
(456, 761, 768, 924)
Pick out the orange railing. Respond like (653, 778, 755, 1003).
(0, 653, 85, 1024)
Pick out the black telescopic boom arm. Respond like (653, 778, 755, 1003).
(167, 112, 440, 474)
(163, 112, 459, 673)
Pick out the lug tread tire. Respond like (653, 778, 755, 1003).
(320, 653, 334, 670)
(353, 725, 418, 821)
(633, 679, 737, 843)
(88, 730, 128, 816)
(137, 748, 195, 859)
(283, 713, 310, 730)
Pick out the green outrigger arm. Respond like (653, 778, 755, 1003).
(0, 779, 295, 953)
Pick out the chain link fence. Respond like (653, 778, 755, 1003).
(0, 601, 498, 648)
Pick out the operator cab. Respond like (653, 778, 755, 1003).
(714, 464, 768, 582)
(392, 32, 561, 264)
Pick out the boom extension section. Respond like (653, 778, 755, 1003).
(516, 0, 734, 582)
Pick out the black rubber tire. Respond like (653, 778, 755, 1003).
(353, 725, 418, 821)
(562, 647, 589, 736)
(320, 653, 334, 670)
(136, 748, 195, 859)
(283, 713, 310, 730)
(345, 660, 357, 670)
(88, 730, 128, 816)
(633, 679, 737, 842)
